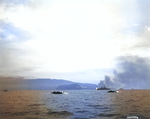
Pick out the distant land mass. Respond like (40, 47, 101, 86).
(57, 83, 82, 90)
(56, 83, 99, 90)
(0, 78, 98, 90)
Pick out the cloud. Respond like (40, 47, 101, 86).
(120, 0, 150, 34)
(0, 19, 32, 43)
(1, 0, 150, 84)
(100, 56, 150, 89)
(109, 0, 150, 54)
(133, 27, 150, 48)
(0, 0, 43, 10)
(0, 21, 32, 75)
(0, 20, 34, 78)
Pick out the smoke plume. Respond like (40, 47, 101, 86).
(99, 56, 150, 89)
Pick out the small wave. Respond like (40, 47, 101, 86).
(28, 103, 44, 107)
(88, 104, 103, 107)
(46, 110, 73, 116)
(88, 104, 110, 110)
(98, 113, 120, 117)
(76, 110, 89, 113)
(12, 111, 29, 116)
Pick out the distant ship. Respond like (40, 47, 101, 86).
(96, 87, 110, 90)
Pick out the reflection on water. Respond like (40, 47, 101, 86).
(0, 90, 150, 119)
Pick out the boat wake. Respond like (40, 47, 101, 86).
(63, 92, 68, 94)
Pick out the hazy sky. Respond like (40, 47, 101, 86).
(1, 0, 150, 85)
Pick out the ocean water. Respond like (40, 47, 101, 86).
(0, 90, 150, 119)
(45, 90, 116, 119)
(44, 90, 150, 119)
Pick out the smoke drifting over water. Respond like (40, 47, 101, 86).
(99, 56, 150, 89)
(0, 76, 25, 90)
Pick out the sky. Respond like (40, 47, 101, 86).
(1, 0, 150, 88)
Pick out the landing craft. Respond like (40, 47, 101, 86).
(107, 90, 116, 93)
(51, 91, 63, 94)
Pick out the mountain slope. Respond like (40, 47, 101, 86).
(1, 78, 98, 90)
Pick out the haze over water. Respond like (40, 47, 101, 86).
(0, 89, 150, 119)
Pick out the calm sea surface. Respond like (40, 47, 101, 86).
(44, 90, 150, 119)
(0, 90, 150, 119)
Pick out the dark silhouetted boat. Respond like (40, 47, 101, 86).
(51, 91, 63, 94)
(107, 90, 116, 93)
(3, 90, 8, 92)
